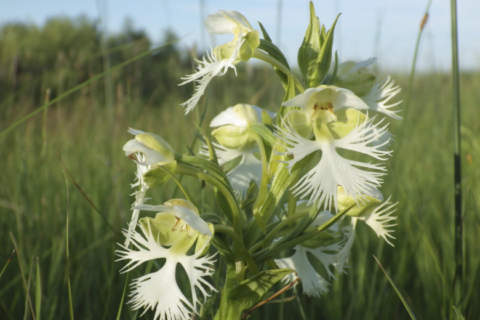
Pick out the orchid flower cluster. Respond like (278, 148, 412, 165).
(117, 3, 401, 320)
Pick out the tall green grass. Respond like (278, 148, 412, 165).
(1, 18, 479, 320)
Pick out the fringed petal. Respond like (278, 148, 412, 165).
(362, 76, 403, 120)
(360, 197, 398, 246)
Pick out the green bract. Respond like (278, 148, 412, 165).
(298, 2, 340, 88)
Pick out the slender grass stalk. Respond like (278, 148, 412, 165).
(9, 233, 36, 319)
(40, 89, 51, 160)
(0, 250, 15, 280)
(449, 0, 463, 309)
(62, 170, 75, 320)
(115, 272, 129, 320)
(373, 256, 417, 320)
(56, 151, 120, 239)
(403, 0, 432, 117)
(35, 258, 41, 320)
(23, 257, 35, 320)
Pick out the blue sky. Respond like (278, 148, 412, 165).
(2, 0, 479, 72)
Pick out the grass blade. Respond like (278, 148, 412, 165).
(0, 37, 182, 139)
(373, 255, 417, 320)
(0, 250, 15, 280)
(62, 169, 75, 320)
(115, 272, 129, 320)
(35, 258, 41, 320)
(9, 233, 36, 320)
(449, 0, 464, 308)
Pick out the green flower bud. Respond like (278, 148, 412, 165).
(212, 125, 249, 149)
(334, 61, 376, 97)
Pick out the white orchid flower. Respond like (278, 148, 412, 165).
(116, 201, 216, 320)
(122, 128, 176, 246)
(277, 107, 392, 210)
(179, 11, 259, 114)
(335, 194, 398, 274)
(335, 58, 403, 120)
(275, 211, 343, 297)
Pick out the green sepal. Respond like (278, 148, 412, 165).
(327, 108, 367, 139)
(142, 161, 177, 188)
(297, 1, 321, 84)
(227, 268, 296, 313)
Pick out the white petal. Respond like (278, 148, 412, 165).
(275, 244, 340, 298)
(199, 143, 242, 166)
(251, 105, 276, 121)
(312, 211, 339, 232)
(179, 37, 243, 114)
(123, 140, 167, 166)
(331, 87, 369, 112)
(116, 222, 217, 320)
(125, 159, 150, 247)
(276, 124, 321, 171)
(129, 261, 193, 320)
(346, 57, 377, 74)
(204, 10, 252, 35)
(334, 219, 357, 274)
(281, 88, 319, 109)
(279, 119, 390, 210)
(362, 76, 403, 120)
(359, 197, 398, 246)
(227, 152, 262, 199)
(210, 107, 249, 128)
(128, 128, 146, 136)
(178, 251, 217, 310)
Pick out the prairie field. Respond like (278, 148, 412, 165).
(0, 18, 479, 320)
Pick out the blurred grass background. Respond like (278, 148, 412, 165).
(0, 17, 479, 320)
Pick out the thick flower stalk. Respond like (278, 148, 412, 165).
(116, 200, 216, 320)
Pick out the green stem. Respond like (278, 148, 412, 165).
(175, 164, 247, 280)
(450, 0, 463, 309)
(253, 49, 305, 93)
(214, 225, 259, 275)
(250, 132, 269, 233)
